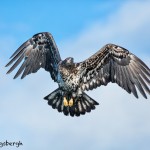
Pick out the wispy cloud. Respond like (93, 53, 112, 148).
(0, 1, 150, 150)
(60, 1, 150, 61)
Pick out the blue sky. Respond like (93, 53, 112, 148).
(0, 1, 150, 150)
(0, 1, 122, 39)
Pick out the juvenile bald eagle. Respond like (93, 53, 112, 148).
(6, 32, 150, 117)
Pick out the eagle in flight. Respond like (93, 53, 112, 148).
(6, 32, 150, 117)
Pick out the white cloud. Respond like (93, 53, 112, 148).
(59, 1, 150, 61)
(0, 1, 150, 150)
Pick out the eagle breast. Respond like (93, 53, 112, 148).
(58, 57, 81, 91)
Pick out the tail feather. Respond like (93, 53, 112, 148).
(44, 88, 99, 117)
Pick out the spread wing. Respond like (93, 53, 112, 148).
(78, 44, 150, 99)
(6, 32, 61, 82)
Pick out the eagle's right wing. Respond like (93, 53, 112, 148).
(78, 44, 150, 99)
(6, 32, 61, 82)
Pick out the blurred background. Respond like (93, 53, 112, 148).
(0, 0, 150, 150)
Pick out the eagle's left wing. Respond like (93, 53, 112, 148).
(6, 32, 61, 82)
(78, 44, 150, 98)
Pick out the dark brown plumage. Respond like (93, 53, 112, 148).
(79, 44, 150, 99)
(6, 32, 150, 117)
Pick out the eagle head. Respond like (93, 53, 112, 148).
(63, 57, 74, 66)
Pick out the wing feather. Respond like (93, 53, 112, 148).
(125, 66, 138, 98)
(7, 52, 25, 74)
(6, 32, 61, 81)
(78, 44, 150, 99)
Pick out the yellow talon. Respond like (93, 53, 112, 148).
(69, 98, 73, 107)
(63, 97, 68, 107)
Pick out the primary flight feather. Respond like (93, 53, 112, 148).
(6, 32, 150, 117)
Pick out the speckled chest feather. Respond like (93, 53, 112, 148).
(58, 61, 81, 91)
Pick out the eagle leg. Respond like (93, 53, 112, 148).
(63, 97, 68, 107)
(63, 96, 74, 107)
(68, 98, 74, 107)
